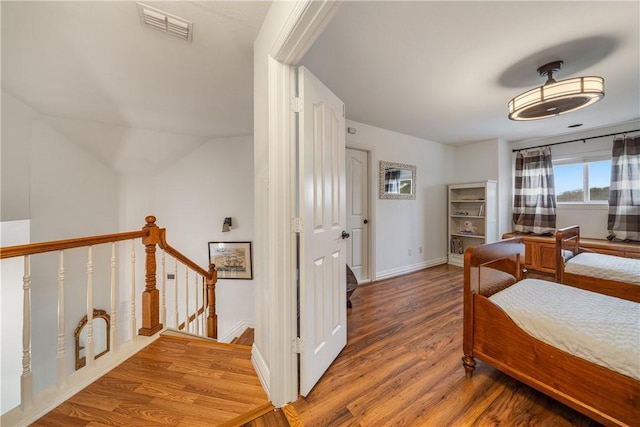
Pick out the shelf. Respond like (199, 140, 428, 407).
(448, 252, 464, 267)
(448, 181, 497, 267)
(451, 233, 485, 239)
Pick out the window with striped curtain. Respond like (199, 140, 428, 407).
(607, 135, 640, 242)
(513, 147, 557, 235)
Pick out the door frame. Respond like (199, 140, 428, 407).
(253, 0, 342, 408)
(346, 141, 377, 283)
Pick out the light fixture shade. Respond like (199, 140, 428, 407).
(508, 76, 604, 121)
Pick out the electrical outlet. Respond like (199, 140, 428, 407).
(419, 246, 423, 254)
(408, 249, 412, 256)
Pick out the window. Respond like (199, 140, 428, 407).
(553, 157, 611, 203)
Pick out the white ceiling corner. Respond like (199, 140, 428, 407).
(2, 0, 638, 175)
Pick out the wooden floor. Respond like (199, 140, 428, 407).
(33, 265, 603, 426)
(32, 334, 273, 427)
(253, 265, 602, 426)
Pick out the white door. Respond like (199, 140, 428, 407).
(298, 66, 347, 397)
(346, 148, 369, 282)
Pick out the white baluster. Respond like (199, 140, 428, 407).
(194, 272, 200, 335)
(110, 242, 118, 353)
(86, 246, 95, 368)
(130, 239, 137, 342)
(161, 249, 166, 326)
(174, 259, 179, 328)
(185, 268, 190, 332)
(21, 255, 33, 410)
(57, 251, 66, 387)
(201, 276, 206, 336)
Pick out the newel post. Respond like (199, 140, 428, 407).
(206, 264, 218, 339)
(139, 216, 163, 336)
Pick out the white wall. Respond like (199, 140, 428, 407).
(1, 220, 30, 413)
(30, 120, 119, 395)
(1, 95, 120, 400)
(1, 92, 257, 406)
(345, 120, 455, 279)
(1, 92, 36, 221)
(451, 138, 513, 238)
(154, 136, 255, 341)
(511, 121, 640, 238)
(497, 139, 513, 237)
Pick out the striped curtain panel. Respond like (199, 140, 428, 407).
(513, 147, 557, 234)
(607, 136, 640, 242)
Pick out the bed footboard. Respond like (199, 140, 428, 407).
(556, 225, 640, 302)
(463, 239, 640, 426)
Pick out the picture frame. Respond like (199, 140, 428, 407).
(208, 241, 253, 279)
(379, 160, 416, 200)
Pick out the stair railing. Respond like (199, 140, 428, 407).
(0, 215, 216, 423)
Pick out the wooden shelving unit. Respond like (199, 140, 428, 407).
(448, 181, 497, 266)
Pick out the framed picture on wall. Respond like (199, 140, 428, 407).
(208, 241, 253, 279)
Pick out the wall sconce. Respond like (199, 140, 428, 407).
(222, 217, 232, 232)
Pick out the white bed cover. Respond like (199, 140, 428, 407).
(565, 252, 640, 285)
(490, 278, 640, 380)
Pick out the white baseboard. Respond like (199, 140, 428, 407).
(375, 257, 448, 281)
(251, 343, 271, 401)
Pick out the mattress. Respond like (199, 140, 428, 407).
(565, 252, 640, 285)
(489, 278, 640, 380)
(478, 267, 517, 296)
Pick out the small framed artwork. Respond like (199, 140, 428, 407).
(208, 241, 253, 279)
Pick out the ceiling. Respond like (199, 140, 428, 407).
(2, 1, 639, 168)
(301, 1, 640, 145)
(2, 1, 270, 139)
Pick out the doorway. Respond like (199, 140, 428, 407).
(346, 148, 370, 283)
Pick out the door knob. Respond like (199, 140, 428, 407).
(364, 219, 368, 224)
(341, 231, 350, 239)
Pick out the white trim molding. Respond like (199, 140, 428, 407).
(376, 258, 448, 281)
(253, 0, 343, 408)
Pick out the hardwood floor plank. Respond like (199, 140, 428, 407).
(40, 401, 134, 426)
(147, 396, 239, 421)
(34, 263, 606, 427)
(291, 264, 602, 427)
(133, 382, 200, 404)
(33, 336, 271, 427)
(29, 411, 90, 427)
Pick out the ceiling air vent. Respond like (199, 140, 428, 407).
(137, 3, 193, 42)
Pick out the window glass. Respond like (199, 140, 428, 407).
(588, 160, 610, 201)
(553, 159, 611, 203)
(554, 163, 584, 202)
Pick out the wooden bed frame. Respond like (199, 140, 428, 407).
(555, 225, 640, 303)
(463, 238, 640, 426)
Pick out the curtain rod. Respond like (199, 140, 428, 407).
(512, 128, 640, 152)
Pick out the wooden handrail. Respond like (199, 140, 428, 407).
(158, 228, 211, 278)
(0, 230, 147, 259)
(155, 222, 217, 339)
(1, 215, 217, 339)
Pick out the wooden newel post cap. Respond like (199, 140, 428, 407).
(145, 215, 157, 226)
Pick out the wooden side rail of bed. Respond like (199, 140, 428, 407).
(556, 225, 640, 302)
(463, 239, 640, 427)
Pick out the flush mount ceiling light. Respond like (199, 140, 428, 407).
(508, 61, 604, 121)
(137, 3, 193, 42)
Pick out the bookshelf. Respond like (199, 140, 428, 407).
(448, 181, 497, 267)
